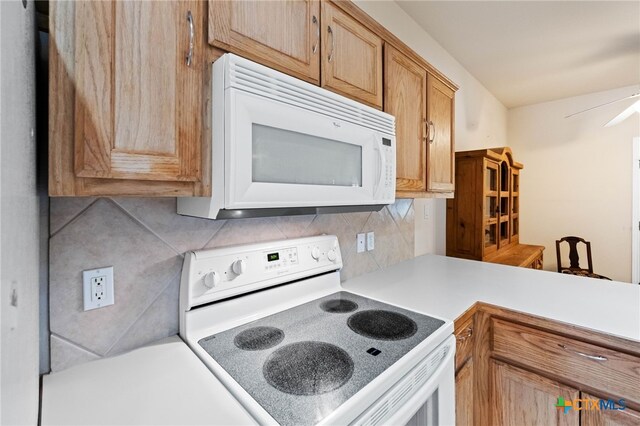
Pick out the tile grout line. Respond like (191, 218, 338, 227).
(273, 216, 316, 238)
(201, 219, 229, 248)
(50, 332, 103, 358)
(49, 198, 99, 239)
(387, 202, 416, 250)
(103, 267, 183, 356)
(108, 198, 188, 257)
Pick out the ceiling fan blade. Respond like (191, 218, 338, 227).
(604, 100, 640, 127)
(564, 92, 640, 119)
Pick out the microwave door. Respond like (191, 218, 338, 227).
(226, 90, 379, 209)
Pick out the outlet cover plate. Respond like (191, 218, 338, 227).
(356, 233, 366, 253)
(83, 266, 114, 311)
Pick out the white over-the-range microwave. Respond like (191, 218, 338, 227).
(178, 53, 396, 220)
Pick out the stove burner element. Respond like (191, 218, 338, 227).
(320, 299, 358, 313)
(348, 310, 418, 340)
(263, 341, 354, 395)
(234, 326, 284, 351)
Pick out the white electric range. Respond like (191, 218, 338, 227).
(179, 235, 455, 426)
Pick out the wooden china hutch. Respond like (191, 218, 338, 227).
(446, 147, 544, 269)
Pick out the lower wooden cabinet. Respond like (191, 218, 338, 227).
(491, 360, 579, 426)
(455, 359, 474, 426)
(454, 304, 640, 426)
(582, 393, 640, 426)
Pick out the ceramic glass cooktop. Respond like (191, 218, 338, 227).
(198, 291, 445, 425)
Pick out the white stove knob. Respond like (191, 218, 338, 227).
(311, 247, 320, 260)
(327, 249, 337, 262)
(203, 271, 221, 289)
(232, 259, 247, 275)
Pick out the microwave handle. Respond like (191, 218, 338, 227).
(373, 137, 385, 196)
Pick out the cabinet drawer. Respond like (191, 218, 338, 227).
(492, 318, 640, 405)
(455, 316, 474, 371)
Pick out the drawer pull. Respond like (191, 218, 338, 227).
(457, 328, 473, 341)
(558, 344, 608, 362)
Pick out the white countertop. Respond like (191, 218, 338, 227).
(41, 336, 255, 426)
(42, 254, 640, 425)
(343, 254, 640, 342)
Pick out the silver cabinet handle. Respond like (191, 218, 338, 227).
(558, 344, 608, 362)
(328, 25, 335, 62)
(428, 121, 435, 143)
(423, 118, 429, 143)
(456, 328, 473, 341)
(312, 15, 319, 54)
(186, 10, 194, 67)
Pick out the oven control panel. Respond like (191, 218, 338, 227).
(263, 247, 298, 271)
(182, 235, 342, 309)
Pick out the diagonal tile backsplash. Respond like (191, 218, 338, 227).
(49, 197, 415, 371)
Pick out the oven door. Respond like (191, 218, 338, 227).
(225, 89, 388, 210)
(351, 335, 456, 426)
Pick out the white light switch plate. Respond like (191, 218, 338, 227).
(83, 266, 114, 311)
(366, 232, 375, 251)
(356, 233, 366, 253)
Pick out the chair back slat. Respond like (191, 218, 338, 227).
(555, 236, 593, 274)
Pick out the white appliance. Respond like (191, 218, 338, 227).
(179, 235, 455, 425)
(178, 54, 396, 220)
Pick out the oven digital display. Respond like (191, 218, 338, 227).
(267, 253, 279, 262)
(382, 138, 392, 147)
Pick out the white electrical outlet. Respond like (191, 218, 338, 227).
(366, 231, 375, 251)
(83, 267, 114, 311)
(356, 233, 366, 253)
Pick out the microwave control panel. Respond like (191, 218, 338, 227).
(381, 137, 396, 200)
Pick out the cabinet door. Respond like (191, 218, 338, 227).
(582, 392, 640, 426)
(426, 74, 455, 192)
(456, 359, 474, 426)
(491, 361, 579, 426)
(73, 1, 203, 183)
(384, 46, 427, 192)
(208, 0, 320, 83)
(321, 2, 383, 108)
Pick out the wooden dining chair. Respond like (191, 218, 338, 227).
(555, 236, 593, 274)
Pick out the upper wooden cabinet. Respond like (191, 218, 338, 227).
(384, 46, 427, 192)
(320, 2, 383, 108)
(208, 0, 321, 84)
(385, 47, 456, 197)
(49, 0, 457, 197)
(207, 1, 383, 108)
(426, 75, 455, 192)
(50, 0, 211, 196)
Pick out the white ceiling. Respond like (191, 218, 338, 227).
(396, 1, 640, 108)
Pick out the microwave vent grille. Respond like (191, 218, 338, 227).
(227, 56, 395, 136)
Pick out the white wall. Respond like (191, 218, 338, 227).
(354, 0, 509, 256)
(0, 1, 41, 424)
(509, 85, 640, 282)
